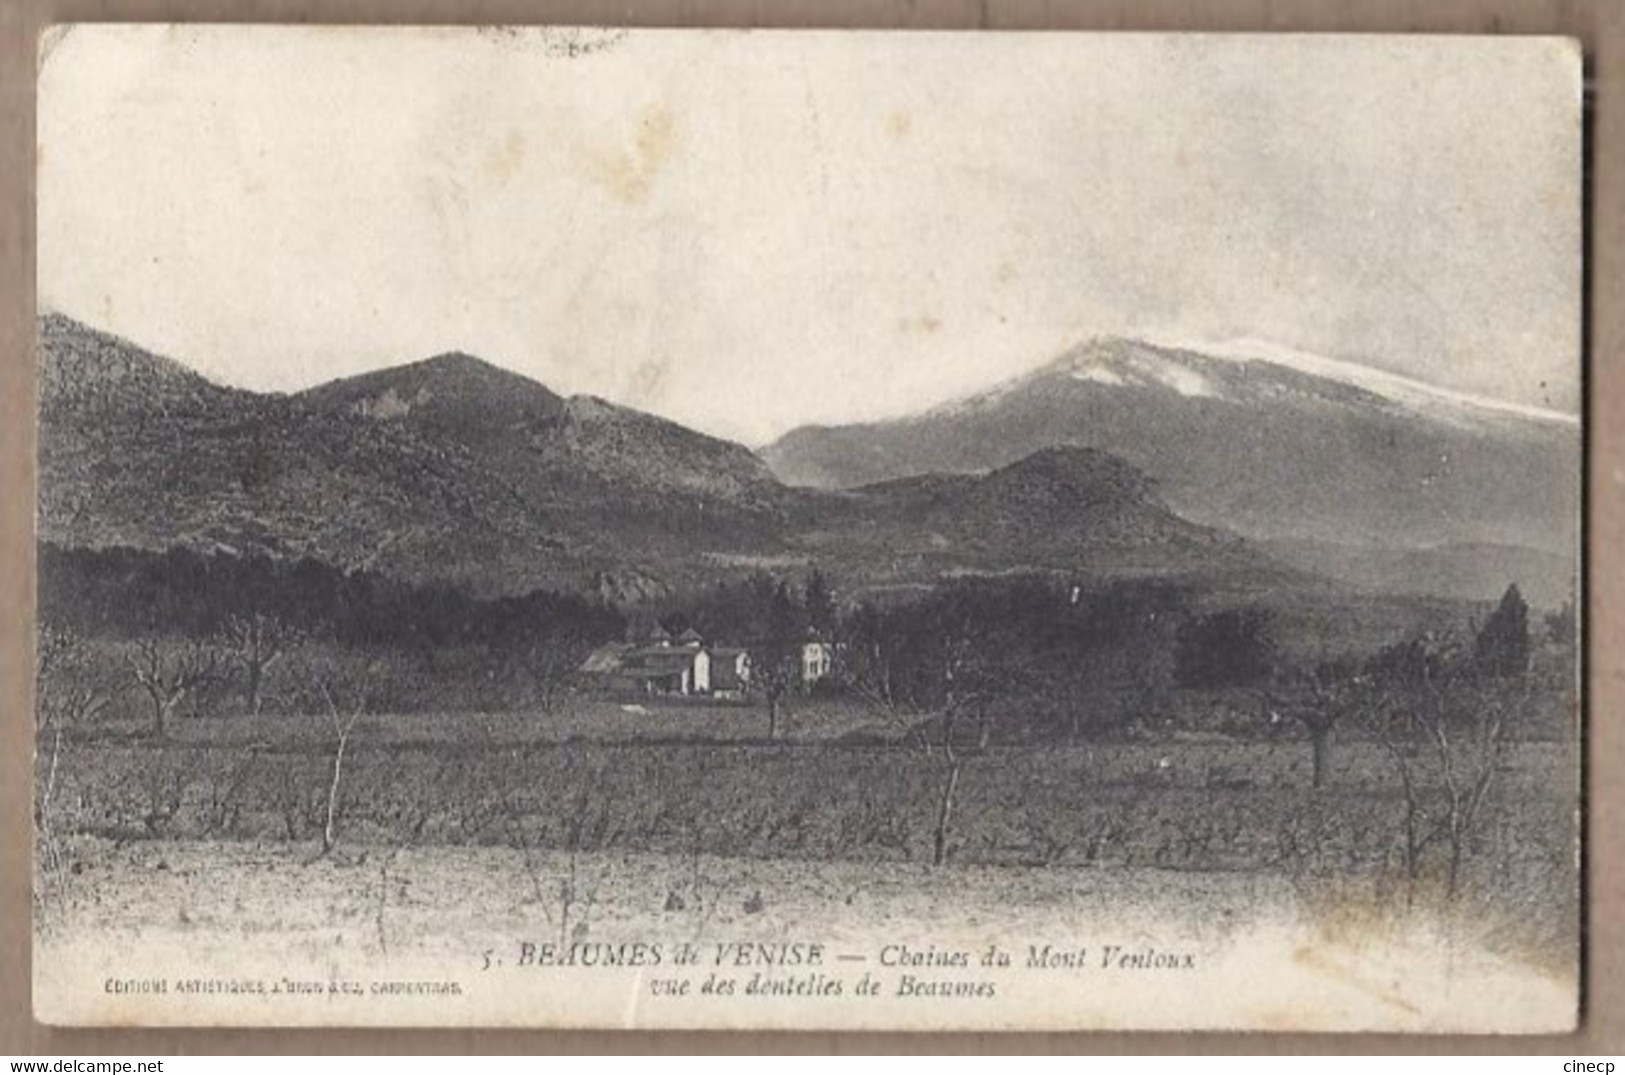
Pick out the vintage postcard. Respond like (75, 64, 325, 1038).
(32, 26, 1582, 1031)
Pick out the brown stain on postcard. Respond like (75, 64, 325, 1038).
(626, 353, 672, 405)
(1292, 944, 1421, 1017)
(579, 104, 680, 205)
(484, 128, 527, 187)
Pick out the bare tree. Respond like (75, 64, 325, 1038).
(552, 772, 618, 946)
(219, 612, 301, 715)
(841, 601, 1003, 867)
(924, 628, 1001, 866)
(1426, 674, 1519, 902)
(35, 626, 109, 870)
(125, 637, 220, 738)
(668, 829, 748, 944)
(136, 749, 192, 837)
(316, 681, 367, 857)
(370, 759, 441, 956)
(508, 627, 594, 717)
(1365, 638, 1520, 905)
(1263, 662, 1362, 790)
(753, 645, 801, 741)
(198, 754, 256, 837)
(474, 719, 616, 949)
(747, 579, 805, 741)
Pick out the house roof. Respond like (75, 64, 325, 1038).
(583, 641, 747, 678)
(622, 649, 704, 674)
(579, 642, 633, 674)
(627, 642, 704, 659)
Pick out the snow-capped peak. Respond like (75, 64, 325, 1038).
(1067, 346, 1218, 399)
(923, 337, 1219, 420)
(1146, 334, 1578, 430)
(922, 332, 1577, 436)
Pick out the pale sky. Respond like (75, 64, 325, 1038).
(38, 27, 1582, 445)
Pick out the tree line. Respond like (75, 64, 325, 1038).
(35, 542, 1575, 906)
(37, 542, 626, 731)
(38, 542, 625, 653)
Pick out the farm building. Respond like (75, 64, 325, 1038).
(579, 642, 634, 677)
(710, 647, 752, 699)
(580, 627, 743, 698)
(801, 640, 833, 685)
(618, 645, 711, 695)
(577, 627, 830, 699)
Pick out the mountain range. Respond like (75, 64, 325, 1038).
(763, 336, 1580, 606)
(38, 314, 1279, 603)
(37, 315, 1577, 609)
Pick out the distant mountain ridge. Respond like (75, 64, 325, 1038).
(38, 312, 246, 412)
(763, 336, 1580, 583)
(38, 315, 1281, 601)
(294, 352, 786, 531)
(780, 445, 1273, 592)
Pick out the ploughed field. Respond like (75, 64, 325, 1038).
(37, 709, 1576, 912)
(111, 696, 894, 749)
(33, 702, 1580, 1026)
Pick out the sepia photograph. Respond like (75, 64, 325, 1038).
(31, 25, 1582, 1032)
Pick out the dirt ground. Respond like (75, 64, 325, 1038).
(33, 836, 1577, 1032)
